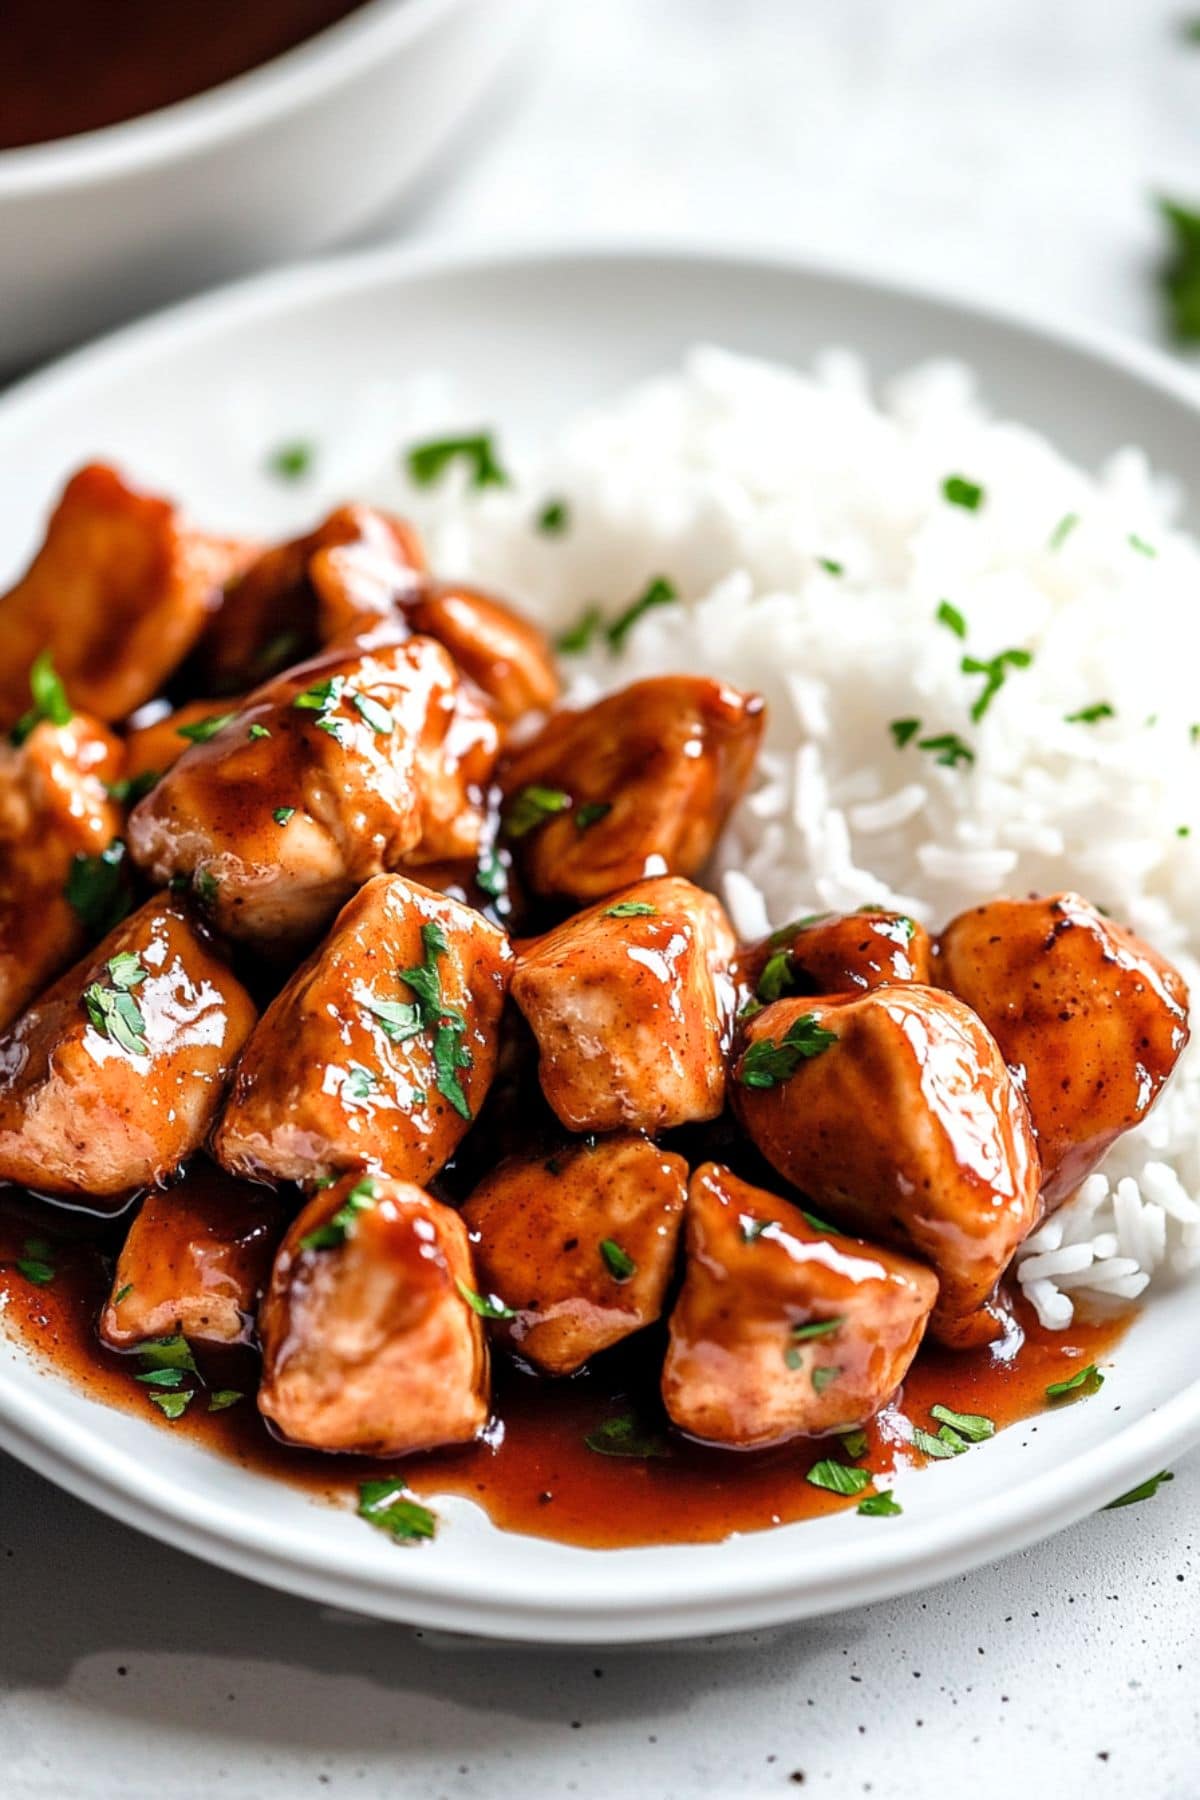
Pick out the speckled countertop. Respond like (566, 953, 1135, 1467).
(3, 2, 1200, 1794)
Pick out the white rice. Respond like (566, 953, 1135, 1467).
(387, 344, 1200, 1328)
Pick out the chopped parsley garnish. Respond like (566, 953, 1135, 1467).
(344, 1063, 377, 1101)
(1156, 196, 1200, 343)
(790, 1316, 844, 1342)
(811, 1365, 841, 1394)
(942, 474, 985, 511)
(405, 432, 509, 490)
(801, 1209, 839, 1234)
(585, 1414, 670, 1459)
(912, 1425, 965, 1460)
(149, 1390, 194, 1420)
(575, 801, 612, 831)
(83, 953, 149, 1057)
(397, 920, 474, 1120)
(737, 1014, 838, 1089)
(1045, 1362, 1104, 1402)
(857, 1489, 902, 1517)
(504, 784, 572, 839)
(65, 838, 132, 936)
(299, 1176, 379, 1251)
(352, 692, 394, 735)
(475, 845, 509, 901)
(455, 1279, 516, 1320)
(916, 730, 975, 769)
(936, 599, 967, 639)
(806, 1459, 871, 1496)
(536, 498, 570, 535)
(272, 806, 295, 825)
(136, 1367, 187, 1389)
(556, 606, 603, 655)
(756, 948, 797, 1004)
(358, 1479, 437, 1543)
(1064, 701, 1114, 725)
(292, 675, 348, 743)
(606, 576, 678, 652)
(267, 441, 315, 481)
(105, 770, 160, 805)
(961, 647, 1032, 722)
(177, 712, 236, 744)
(248, 723, 272, 740)
(16, 1238, 54, 1286)
(603, 900, 657, 918)
(113, 1283, 133, 1306)
(11, 650, 72, 745)
(889, 717, 921, 748)
(600, 1239, 637, 1281)
(817, 557, 844, 576)
(138, 1335, 199, 1376)
(839, 1428, 869, 1460)
(363, 994, 422, 1041)
(1049, 511, 1079, 550)
(195, 869, 219, 907)
(929, 1403, 995, 1442)
(1128, 533, 1158, 558)
(1104, 1469, 1174, 1510)
(208, 1390, 244, 1412)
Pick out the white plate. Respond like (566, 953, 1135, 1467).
(2, 244, 1200, 1644)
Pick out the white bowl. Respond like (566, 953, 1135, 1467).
(2, 244, 1200, 1642)
(0, 0, 538, 368)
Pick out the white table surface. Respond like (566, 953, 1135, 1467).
(3, 2, 1200, 1794)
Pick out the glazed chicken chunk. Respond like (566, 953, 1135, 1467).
(498, 676, 764, 901)
(510, 876, 737, 1133)
(462, 1134, 688, 1375)
(126, 633, 501, 952)
(195, 503, 425, 693)
(0, 712, 125, 1030)
(662, 1163, 938, 1447)
(214, 874, 512, 1187)
(120, 696, 247, 796)
(936, 892, 1190, 1206)
(0, 897, 257, 1206)
(732, 987, 1041, 1346)
(737, 908, 933, 1007)
(99, 1161, 283, 1349)
(258, 1173, 489, 1454)
(0, 463, 251, 731)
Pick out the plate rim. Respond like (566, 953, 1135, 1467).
(1, 237, 1199, 1643)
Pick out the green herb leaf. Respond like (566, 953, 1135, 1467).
(396, 923, 475, 1120)
(929, 1403, 995, 1442)
(912, 1425, 963, 1460)
(1045, 1363, 1104, 1402)
(806, 1459, 871, 1496)
(267, 441, 315, 481)
(584, 1414, 670, 1459)
(194, 869, 220, 908)
(106, 951, 145, 991)
(504, 784, 572, 840)
(138, 1335, 199, 1376)
(272, 806, 295, 825)
(352, 692, 394, 735)
(11, 649, 72, 745)
(1049, 511, 1080, 550)
(1064, 701, 1114, 725)
(16, 1237, 54, 1286)
(801, 1209, 839, 1234)
(575, 801, 612, 831)
(737, 1013, 839, 1090)
(292, 675, 346, 744)
(1157, 196, 1200, 343)
(603, 900, 657, 918)
(83, 955, 149, 1057)
(817, 557, 844, 576)
(839, 1428, 869, 1460)
(364, 995, 422, 1041)
(790, 1316, 844, 1341)
(248, 723, 272, 740)
(606, 576, 678, 652)
(406, 432, 508, 490)
(556, 606, 603, 655)
(889, 717, 921, 748)
(960, 648, 1033, 722)
(344, 1063, 377, 1101)
(536, 498, 570, 535)
(357, 1479, 438, 1542)
(936, 599, 967, 638)
(1128, 533, 1158, 558)
(916, 731, 975, 769)
(811, 1365, 841, 1394)
(105, 770, 160, 806)
(136, 1367, 187, 1389)
(857, 1489, 902, 1517)
(65, 838, 131, 936)
(1104, 1469, 1174, 1510)
(149, 1389, 194, 1420)
(756, 948, 796, 1004)
(600, 1238, 637, 1281)
(942, 474, 985, 511)
(455, 1278, 516, 1320)
(208, 1390, 244, 1412)
(475, 845, 509, 901)
(177, 712, 236, 744)
(299, 1176, 379, 1251)
(113, 1283, 133, 1306)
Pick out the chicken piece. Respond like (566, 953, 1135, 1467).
(662, 1163, 938, 1447)
(121, 696, 245, 794)
(461, 1134, 688, 1375)
(405, 585, 559, 725)
(498, 676, 764, 901)
(0, 714, 125, 1029)
(935, 893, 1190, 1205)
(731, 988, 1041, 1347)
(126, 633, 501, 952)
(0, 898, 257, 1207)
(197, 503, 425, 692)
(0, 463, 251, 730)
(213, 874, 511, 1187)
(510, 876, 737, 1133)
(737, 908, 932, 1006)
(258, 1173, 488, 1454)
(99, 1161, 283, 1349)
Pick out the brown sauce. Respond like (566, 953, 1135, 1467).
(1, 0, 368, 152)
(0, 1188, 1128, 1549)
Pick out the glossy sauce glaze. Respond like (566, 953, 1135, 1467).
(0, 1184, 1127, 1549)
(2, 1, 368, 151)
